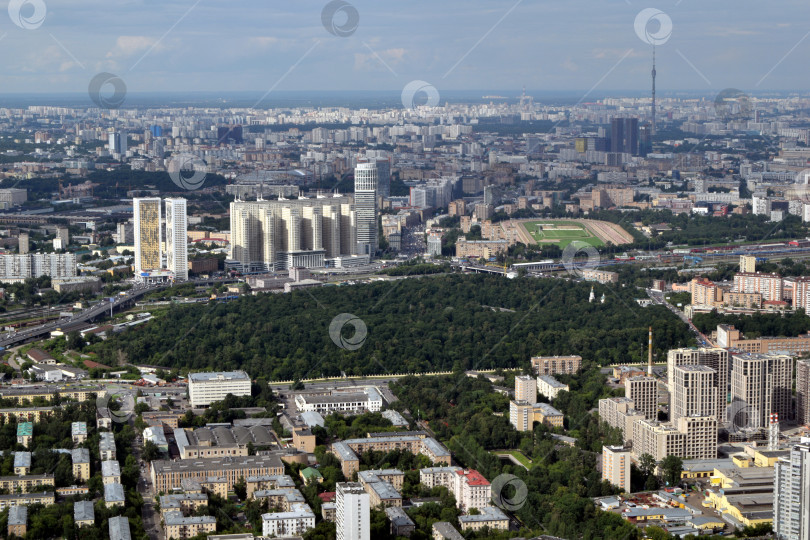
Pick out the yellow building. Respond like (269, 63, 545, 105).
(71, 449, 90, 482)
(133, 197, 162, 273)
(1, 407, 55, 423)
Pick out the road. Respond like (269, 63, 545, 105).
(134, 430, 163, 539)
(0, 278, 237, 350)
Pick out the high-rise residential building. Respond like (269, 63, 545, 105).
(515, 375, 537, 404)
(733, 272, 783, 301)
(164, 198, 188, 281)
(354, 161, 378, 256)
(0, 253, 76, 280)
(798, 360, 810, 427)
(133, 197, 162, 274)
(375, 158, 391, 199)
(675, 416, 718, 460)
(230, 195, 358, 272)
(774, 443, 810, 540)
(667, 347, 729, 422)
(610, 117, 639, 155)
(731, 353, 794, 429)
(602, 445, 631, 492)
(740, 255, 757, 273)
(336, 482, 369, 540)
(671, 365, 718, 423)
(625, 376, 658, 421)
(108, 131, 127, 156)
(17, 233, 28, 255)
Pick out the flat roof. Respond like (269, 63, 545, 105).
(151, 454, 284, 474)
(189, 371, 249, 382)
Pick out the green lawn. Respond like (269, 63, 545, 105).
(497, 449, 533, 468)
(524, 220, 605, 249)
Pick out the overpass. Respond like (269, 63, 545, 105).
(0, 278, 237, 349)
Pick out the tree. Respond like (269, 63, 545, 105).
(234, 476, 247, 500)
(660, 455, 683, 487)
(638, 453, 656, 478)
(142, 440, 161, 462)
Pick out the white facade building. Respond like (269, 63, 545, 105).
(261, 503, 316, 537)
(774, 442, 810, 540)
(188, 371, 251, 407)
(165, 198, 188, 281)
(602, 445, 631, 492)
(336, 482, 369, 540)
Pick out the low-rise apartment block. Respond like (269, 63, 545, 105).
(71, 448, 90, 482)
(0, 492, 54, 510)
(330, 435, 450, 478)
(151, 455, 285, 493)
(163, 511, 217, 538)
(537, 375, 569, 399)
(531, 355, 582, 376)
(458, 506, 509, 532)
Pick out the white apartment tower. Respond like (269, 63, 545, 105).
(731, 353, 794, 429)
(625, 376, 658, 421)
(133, 197, 162, 274)
(671, 365, 718, 423)
(354, 161, 378, 256)
(230, 196, 356, 272)
(602, 445, 631, 492)
(515, 375, 537, 404)
(164, 198, 188, 281)
(667, 347, 729, 422)
(109, 131, 127, 156)
(774, 443, 810, 540)
(336, 482, 369, 540)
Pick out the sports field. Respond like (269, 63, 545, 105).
(523, 220, 604, 248)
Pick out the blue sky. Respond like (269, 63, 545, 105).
(0, 0, 808, 95)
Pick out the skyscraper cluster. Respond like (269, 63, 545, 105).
(229, 194, 360, 272)
(133, 197, 188, 281)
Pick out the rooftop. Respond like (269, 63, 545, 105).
(458, 506, 508, 523)
(164, 511, 217, 526)
(189, 371, 250, 382)
(8, 505, 27, 526)
(102, 460, 121, 477)
(73, 500, 95, 523)
(109, 516, 131, 540)
(104, 482, 126, 502)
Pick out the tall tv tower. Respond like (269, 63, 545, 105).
(651, 45, 657, 136)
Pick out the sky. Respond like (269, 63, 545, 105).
(0, 0, 809, 98)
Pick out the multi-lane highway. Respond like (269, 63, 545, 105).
(0, 278, 237, 349)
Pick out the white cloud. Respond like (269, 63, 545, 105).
(106, 36, 162, 59)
